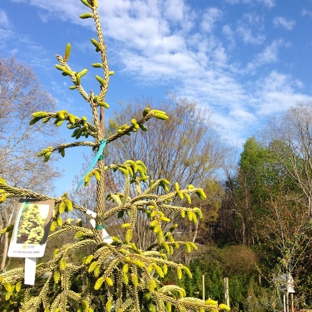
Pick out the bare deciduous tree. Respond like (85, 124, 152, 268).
(263, 102, 312, 216)
(107, 96, 227, 187)
(104, 97, 229, 251)
(0, 55, 60, 270)
(257, 186, 312, 310)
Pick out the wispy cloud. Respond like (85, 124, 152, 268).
(4, 0, 311, 146)
(163, 0, 188, 23)
(237, 25, 265, 45)
(245, 39, 286, 72)
(201, 7, 223, 33)
(256, 40, 282, 64)
(0, 9, 10, 28)
(273, 16, 295, 30)
(302, 9, 312, 17)
(0, 9, 16, 51)
(222, 24, 236, 47)
(226, 0, 275, 8)
(258, 0, 275, 8)
(255, 71, 311, 115)
(236, 13, 266, 45)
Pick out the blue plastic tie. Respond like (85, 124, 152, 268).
(95, 224, 105, 230)
(75, 140, 107, 192)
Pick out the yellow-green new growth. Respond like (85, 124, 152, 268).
(0, 1, 226, 311)
(64, 43, 71, 62)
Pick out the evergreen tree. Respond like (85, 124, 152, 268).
(0, 1, 230, 311)
(17, 204, 45, 244)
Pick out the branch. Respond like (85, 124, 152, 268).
(0, 182, 87, 213)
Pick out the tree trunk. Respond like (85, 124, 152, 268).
(1, 233, 9, 271)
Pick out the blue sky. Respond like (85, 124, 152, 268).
(1, 0, 312, 195)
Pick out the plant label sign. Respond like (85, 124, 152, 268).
(8, 199, 54, 285)
(8, 199, 54, 257)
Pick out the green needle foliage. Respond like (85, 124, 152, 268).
(0, 1, 230, 311)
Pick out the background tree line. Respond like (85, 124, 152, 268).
(217, 103, 312, 310)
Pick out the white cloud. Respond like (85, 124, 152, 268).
(212, 44, 228, 66)
(237, 25, 265, 45)
(38, 11, 50, 23)
(302, 9, 312, 17)
(119, 48, 202, 84)
(225, 0, 275, 7)
(0, 9, 10, 28)
(163, 0, 185, 23)
(4, 0, 311, 147)
(222, 24, 235, 47)
(260, 71, 295, 94)
(226, 0, 253, 4)
(273, 16, 295, 30)
(236, 13, 265, 45)
(257, 0, 275, 8)
(229, 108, 257, 122)
(245, 39, 285, 72)
(243, 12, 263, 25)
(0, 10, 15, 51)
(201, 7, 223, 33)
(0, 30, 14, 51)
(257, 41, 280, 62)
(184, 68, 312, 145)
(255, 71, 312, 115)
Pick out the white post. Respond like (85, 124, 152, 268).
(202, 275, 205, 301)
(224, 277, 230, 307)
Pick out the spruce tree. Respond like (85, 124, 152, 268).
(17, 204, 45, 244)
(0, 1, 230, 311)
